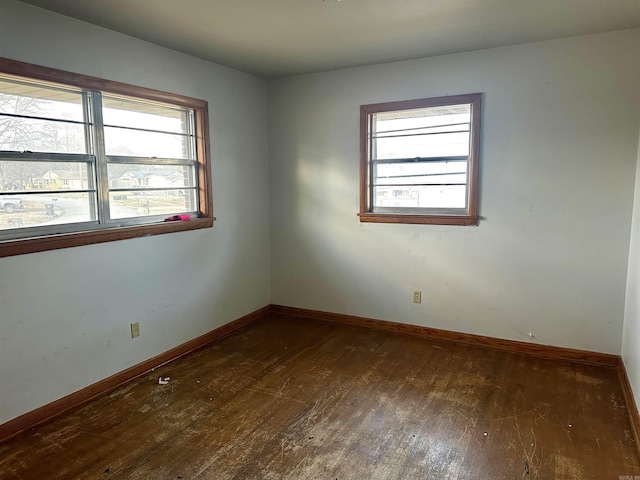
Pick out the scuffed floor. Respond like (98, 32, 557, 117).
(1, 313, 639, 479)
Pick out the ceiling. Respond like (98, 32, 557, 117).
(18, 0, 640, 78)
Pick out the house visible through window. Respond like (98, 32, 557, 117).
(360, 94, 481, 226)
(0, 57, 213, 257)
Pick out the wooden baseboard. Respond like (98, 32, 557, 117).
(618, 360, 640, 450)
(1, 303, 631, 447)
(0, 305, 272, 442)
(271, 305, 620, 367)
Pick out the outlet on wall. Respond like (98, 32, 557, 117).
(412, 291, 422, 304)
(130, 322, 140, 338)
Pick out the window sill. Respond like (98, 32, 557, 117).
(359, 212, 478, 226)
(0, 217, 215, 258)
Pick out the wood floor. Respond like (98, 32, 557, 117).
(1, 313, 639, 479)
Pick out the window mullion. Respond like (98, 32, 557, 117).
(82, 91, 98, 222)
(89, 91, 111, 224)
(369, 114, 376, 212)
(186, 110, 195, 163)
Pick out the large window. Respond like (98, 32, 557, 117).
(0, 58, 213, 257)
(360, 94, 481, 225)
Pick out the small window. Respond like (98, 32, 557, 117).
(0, 57, 213, 257)
(359, 94, 481, 226)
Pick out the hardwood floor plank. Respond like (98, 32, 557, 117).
(0, 313, 638, 479)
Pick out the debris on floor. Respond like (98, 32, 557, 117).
(159, 376, 170, 385)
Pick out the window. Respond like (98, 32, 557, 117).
(0, 58, 213, 257)
(360, 94, 481, 225)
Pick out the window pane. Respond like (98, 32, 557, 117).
(374, 185, 466, 209)
(0, 160, 92, 191)
(374, 131, 470, 159)
(102, 95, 190, 134)
(107, 164, 195, 189)
(375, 105, 470, 130)
(375, 123, 469, 138)
(0, 116, 87, 154)
(109, 189, 197, 219)
(373, 105, 471, 160)
(0, 192, 96, 230)
(0, 78, 85, 122)
(375, 162, 467, 186)
(104, 127, 191, 159)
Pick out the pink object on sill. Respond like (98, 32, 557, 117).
(164, 214, 191, 222)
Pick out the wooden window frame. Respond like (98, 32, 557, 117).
(0, 57, 214, 258)
(359, 94, 481, 226)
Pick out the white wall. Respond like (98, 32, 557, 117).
(268, 30, 640, 355)
(0, 0, 271, 424)
(623, 126, 640, 406)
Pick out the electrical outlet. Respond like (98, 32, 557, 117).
(412, 290, 422, 304)
(130, 322, 140, 338)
